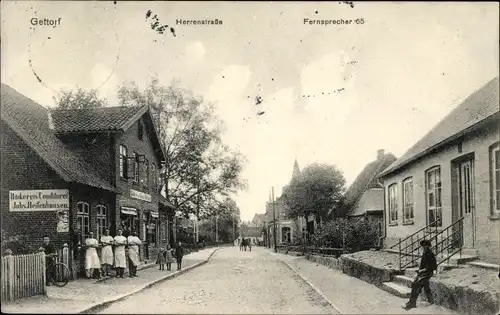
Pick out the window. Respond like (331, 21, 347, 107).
(426, 166, 442, 227)
(403, 178, 414, 223)
(119, 145, 128, 178)
(152, 163, 157, 190)
(143, 158, 149, 188)
(96, 205, 107, 241)
(133, 153, 140, 183)
(388, 184, 398, 225)
(138, 121, 143, 140)
(76, 202, 90, 242)
(492, 144, 500, 216)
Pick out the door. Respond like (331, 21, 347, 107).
(459, 160, 475, 247)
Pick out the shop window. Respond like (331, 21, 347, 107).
(96, 205, 107, 240)
(76, 202, 90, 243)
(162, 223, 167, 241)
(119, 145, 128, 178)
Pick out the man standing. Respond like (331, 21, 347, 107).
(41, 236, 56, 286)
(403, 239, 437, 310)
(113, 229, 127, 278)
(175, 241, 184, 271)
(100, 228, 114, 276)
(127, 231, 142, 277)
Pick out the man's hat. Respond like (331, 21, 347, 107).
(420, 239, 431, 246)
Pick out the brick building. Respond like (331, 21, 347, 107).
(379, 77, 499, 264)
(1, 84, 176, 275)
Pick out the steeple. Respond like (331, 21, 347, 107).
(292, 159, 300, 179)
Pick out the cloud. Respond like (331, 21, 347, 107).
(185, 41, 206, 62)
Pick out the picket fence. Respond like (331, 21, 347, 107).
(1, 244, 74, 302)
(1, 251, 46, 302)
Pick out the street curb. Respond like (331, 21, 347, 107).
(279, 258, 343, 314)
(77, 248, 219, 314)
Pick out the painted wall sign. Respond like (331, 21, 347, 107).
(121, 207, 138, 216)
(9, 189, 69, 212)
(130, 189, 152, 202)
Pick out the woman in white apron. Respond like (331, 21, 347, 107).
(113, 229, 127, 278)
(127, 231, 142, 277)
(85, 232, 101, 279)
(100, 229, 114, 276)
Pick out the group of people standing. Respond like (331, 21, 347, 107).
(83, 228, 144, 279)
(238, 238, 252, 251)
(156, 242, 184, 271)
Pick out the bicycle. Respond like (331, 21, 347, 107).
(45, 253, 70, 287)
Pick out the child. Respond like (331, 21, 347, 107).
(156, 248, 166, 270)
(165, 244, 174, 271)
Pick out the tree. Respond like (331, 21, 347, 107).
(55, 87, 108, 109)
(117, 77, 247, 219)
(282, 163, 346, 225)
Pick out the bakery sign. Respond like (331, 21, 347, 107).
(130, 189, 152, 202)
(9, 189, 69, 212)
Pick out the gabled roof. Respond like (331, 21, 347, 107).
(51, 104, 167, 163)
(344, 152, 397, 212)
(380, 77, 499, 178)
(1, 84, 115, 192)
(51, 106, 148, 133)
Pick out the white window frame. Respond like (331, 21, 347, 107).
(143, 158, 149, 188)
(77, 202, 90, 242)
(492, 144, 500, 216)
(133, 152, 140, 183)
(402, 177, 414, 224)
(426, 166, 442, 227)
(119, 145, 128, 178)
(96, 205, 107, 241)
(151, 163, 156, 190)
(388, 183, 398, 225)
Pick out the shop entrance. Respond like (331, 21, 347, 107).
(120, 207, 139, 237)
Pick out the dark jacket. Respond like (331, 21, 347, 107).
(419, 248, 437, 274)
(175, 245, 184, 259)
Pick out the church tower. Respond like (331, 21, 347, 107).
(292, 159, 300, 180)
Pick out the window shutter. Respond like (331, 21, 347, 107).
(127, 156, 135, 179)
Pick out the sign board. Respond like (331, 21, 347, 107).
(121, 207, 138, 216)
(130, 189, 152, 202)
(9, 189, 69, 212)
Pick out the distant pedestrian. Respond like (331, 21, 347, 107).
(175, 241, 184, 270)
(403, 239, 437, 310)
(113, 229, 127, 278)
(156, 248, 166, 270)
(165, 244, 174, 271)
(100, 229, 114, 276)
(127, 231, 142, 277)
(248, 239, 252, 252)
(239, 239, 243, 251)
(40, 236, 56, 286)
(85, 232, 101, 279)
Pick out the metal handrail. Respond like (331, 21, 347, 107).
(391, 218, 441, 249)
(398, 216, 464, 270)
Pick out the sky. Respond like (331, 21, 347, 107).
(1, 1, 499, 221)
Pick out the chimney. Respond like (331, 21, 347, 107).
(377, 149, 385, 160)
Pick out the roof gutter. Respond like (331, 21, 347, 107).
(379, 112, 499, 179)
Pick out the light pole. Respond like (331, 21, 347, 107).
(272, 187, 277, 253)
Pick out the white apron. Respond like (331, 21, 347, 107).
(85, 238, 101, 269)
(114, 235, 127, 268)
(127, 236, 142, 267)
(100, 235, 114, 265)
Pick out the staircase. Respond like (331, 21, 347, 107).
(381, 216, 480, 298)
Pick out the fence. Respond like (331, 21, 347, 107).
(1, 251, 46, 302)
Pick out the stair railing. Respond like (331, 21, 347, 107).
(396, 216, 464, 270)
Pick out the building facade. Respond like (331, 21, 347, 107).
(1, 84, 176, 276)
(379, 77, 499, 264)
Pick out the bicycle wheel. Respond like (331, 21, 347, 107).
(52, 262, 70, 287)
